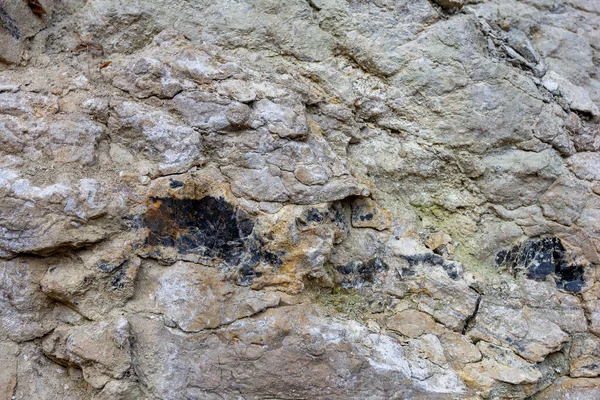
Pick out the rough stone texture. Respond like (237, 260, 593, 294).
(461, 341, 542, 397)
(1, 0, 600, 399)
(569, 333, 600, 377)
(0, 0, 51, 64)
(42, 317, 132, 389)
(535, 377, 600, 400)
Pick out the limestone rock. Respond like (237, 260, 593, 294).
(585, 297, 600, 336)
(0, 341, 18, 400)
(413, 267, 479, 332)
(0, 0, 50, 64)
(468, 299, 569, 363)
(569, 333, 600, 378)
(294, 164, 329, 186)
(42, 317, 132, 389)
(94, 379, 146, 400)
(387, 310, 439, 338)
(40, 245, 140, 320)
(0, 173, 117, 255)
(15, 343, 89, 400)
(0, 258, 56, 341)
(480, 149, 563, 209)
(109, 101, 203, 176)
(1, 0, 600, 397)
(535, 377, 600, 399)
(568, 152, 600, 182)
(129, 304, 470, 399)
(351, 198, 391, 231)
(461, 342, 542, 396)
(112, 57, 183, 99)
(138, 261, 281, 332)
(222, 166, 290, 202)
(251, 98, 309, 140)
(544, 71, 600, 117)
(433, 0, 464, 10)
(172, 91, 231, 131)
(439, 330, 482, 366)
(539, 175, 590, 226)
(425, 231, 453, 253)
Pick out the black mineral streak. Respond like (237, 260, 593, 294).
(0, 6, 20, 40)
(359, 213, 373, 221)
(143, 196, 282, 285)
(335, 257, 389, 287)
(305, 208, 324, 223)
(169, 179, 185, 188)
(144, 196, 252, 262)
(495, 237, 585, 293)
(98, 260, 123, 273)
(111, 268, 127, 289)
(396, 252, 462, 280)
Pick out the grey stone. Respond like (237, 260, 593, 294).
(137, 261, 281, 332)
(0, 0, 49, 64)
(222, 166, 290, 202)
(539, 175, 590, 226)
(0, 258, 56, 341)
(172, 92, 231, 131)
(112, 57, 183, 99)
(433, 0, 464, 10)
(251, 98, 309, 140)
(461, 342, 542, 396)
(569, 333, 600, 378)
(468, 298, 569, 363)
(109, 101, 203, 175)
(226, 102, 251, 128)
(480, 149, 563, 209)
(42, 317, 132, 389)
(568, 152, 600, 181)
(0, 0, 600, 397)
(536, 377, 600, 400)
(294, 164, 329, 186)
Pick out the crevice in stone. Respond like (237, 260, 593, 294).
(162, 300, 294, 335)
(305, 0, 321, 12)
(462, 295, 481, 335)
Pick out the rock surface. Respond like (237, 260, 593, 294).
(0, 0, 599, 399)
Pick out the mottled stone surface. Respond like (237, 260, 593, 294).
(1, 0, 600, 399)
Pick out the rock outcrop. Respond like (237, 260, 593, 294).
(1, 0, 600, 399)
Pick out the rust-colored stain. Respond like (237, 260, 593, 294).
(142, 196, 282, 285)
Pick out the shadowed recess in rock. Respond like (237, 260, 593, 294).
(143, 196, 282, 282)
(495, 237, 585, 293)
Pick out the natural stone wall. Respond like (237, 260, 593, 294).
(1, 0, 599, 398)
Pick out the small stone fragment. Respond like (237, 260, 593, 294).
(569, 333, 600, 377)
(439, 330, 482, 365)
(350, 198, 391, 231)
(42, 318, 132, 389)
(226, 102, 251, 128)
(387, 310, 438, 338)
(294, 164, 329, 186)
(461, 342, 542, 394)
(468, 298, 569, 362)
(433, 0, 463, 10)
(425, 231, 452, 252)
(536, 377, 600, 399)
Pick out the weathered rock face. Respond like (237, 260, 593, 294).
(1, 0, 600, 399)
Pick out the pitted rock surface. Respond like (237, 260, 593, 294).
(1, 0, 600, 399)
